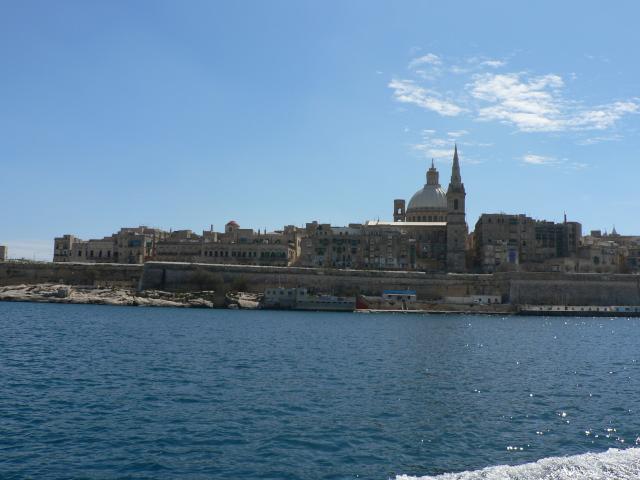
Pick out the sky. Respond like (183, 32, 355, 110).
(1, 1, 639, 260)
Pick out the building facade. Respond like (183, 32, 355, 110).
(54, 222, 302, 267)
(296, 147, 468, 272)
(54, 227, 167, 264)
(473, 213, 582, 273)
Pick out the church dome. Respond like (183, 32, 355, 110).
(407, 184, 447, 211)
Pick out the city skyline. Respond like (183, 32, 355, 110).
(2, 1, 639, 260)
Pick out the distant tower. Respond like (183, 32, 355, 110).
(426, 158, 439, 185)
(446, 145, 468, 272)
(393, 199, 406, 222)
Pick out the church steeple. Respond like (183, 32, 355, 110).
(450, 144, 462, 187)
(446, 144, 467, 272)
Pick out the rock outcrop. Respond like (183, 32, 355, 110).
(0, 284, 215, 308)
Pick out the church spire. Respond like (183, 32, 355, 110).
(449, 144, 462, 187)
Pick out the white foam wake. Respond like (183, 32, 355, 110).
(396, 448, 640, 480)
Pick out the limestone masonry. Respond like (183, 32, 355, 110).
(47, 147, 639, 275)
(2, 261, 639, 307)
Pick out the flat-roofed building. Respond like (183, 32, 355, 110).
(473, 213, 582, 273)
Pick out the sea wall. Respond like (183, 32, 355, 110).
(2, 261, 640, 306)
(139, 261, 506, 300)
(508, 273, 640, 306)
(140, 261, 640, 306)
(0, 262, 143, 288)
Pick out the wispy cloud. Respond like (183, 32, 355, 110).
(389, 79, 464, 116)
(390, 54, 639, 135)
(576, 133, 623, 145)
(470, 72, 638, 132)
(447, 130, 469, 138)
(521, 154, 587, 170)
(522, 154, 558, 165)
(413, 130, 457, 160)
(470, 73, 565, 131)
(408, 53, 441, 69)
(480, 59, 506, 68)
(412, 130, 486, 164)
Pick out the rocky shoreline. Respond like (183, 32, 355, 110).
(0, 284, 216, 308)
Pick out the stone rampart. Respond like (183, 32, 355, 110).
(139, 261, 507, 300)
(507, 273, 640, 306)
(1, 261, 639, 306)
(0, 262, 143, 288)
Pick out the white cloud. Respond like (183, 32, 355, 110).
(408, 53, 441, 69)
(480, 59, 506, 68)
(576, 133, 623, 145)
(521, 154, 587, 170)
(522, 154, 557, 165)
(565, 101, 638, 130)
(389, 79, 464, 116)
(414, 144, 453, 159)
(391, 55, 638, 138)
(447, 130, 469, 138)
(469, 72, 638, 132)
(470, 73, 565, 132)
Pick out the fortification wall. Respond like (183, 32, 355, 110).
(2, 261, 639, 306)
(508, 273, 640, 306)
(140, 261, 507, 300)
(140, 262, 640, 306)
(0, 262, 143, 288)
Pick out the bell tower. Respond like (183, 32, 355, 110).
(446, 145, 467, 272)
(393, 199, 406, 222)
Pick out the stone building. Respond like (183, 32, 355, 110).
(391, 145, 468, 272)
(53, 223, 301, 266)
(363, 221, 447, 271)
(54, 227, 168, 264)
(573, 229, 640, 273)
(0, 245, 7, 261)
(297, 222, 364, 269)
(394, 160, 448, 223)
(152, 221, 302, 266)
(299, 146, 467, 272)
(154, 230, 203, 262)
(473, 214, 582, 273)
(199, 221, 301, 266)
(53, 235, 81, 262)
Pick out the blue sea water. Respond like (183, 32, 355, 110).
(1, 303, 640, 479)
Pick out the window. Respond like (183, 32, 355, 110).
(454, 199, 459, 210)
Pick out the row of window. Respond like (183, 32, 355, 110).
(203, 250, 287, 258)
(408, 215, 445, 222)
(75, 250, 111, 258)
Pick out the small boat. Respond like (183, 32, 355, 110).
(263, 287, 355, 312)
(225, 291, 263, 310)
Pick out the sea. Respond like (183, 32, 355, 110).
(1, 302, 640, 479)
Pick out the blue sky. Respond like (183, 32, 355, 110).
(1, 1, 639, 260)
